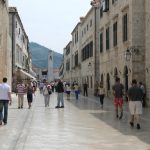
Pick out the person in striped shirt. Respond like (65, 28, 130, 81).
(16, 80, 26, 109)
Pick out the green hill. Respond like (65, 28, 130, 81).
(29, 42, 63, 69)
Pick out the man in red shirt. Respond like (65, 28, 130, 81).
(112, 77, 124, 119)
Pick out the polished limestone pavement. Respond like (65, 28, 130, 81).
(0, 91, 150, 150)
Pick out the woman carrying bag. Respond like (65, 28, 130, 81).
(98, 82, 105, 108)
(27, 82, 34, 109)
(43, 82, 52, 107)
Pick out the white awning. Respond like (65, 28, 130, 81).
(20, 69, 36, 80)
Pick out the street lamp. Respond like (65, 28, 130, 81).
(125, 48, 132, 61)
(125, 46, 139, 61)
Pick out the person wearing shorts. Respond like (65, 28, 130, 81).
(112, 77, 124, 119)
(127, 79, 143, 129)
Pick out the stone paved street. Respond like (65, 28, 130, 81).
(0, 91, 150, 150)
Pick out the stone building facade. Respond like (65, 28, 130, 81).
(9, 7, 33, 90)
(63, 9, 96, 92)
(80, 8, 96, 94)
(0, 0, 12, 85)
(145, 0, 150, 106)
(63, 0, 150, 106)
(63, 41, 72, 83)
(97, 0, 145, 97)
(71, 23, 82, 85)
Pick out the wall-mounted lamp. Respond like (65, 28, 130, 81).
(125, 46, 139, 61)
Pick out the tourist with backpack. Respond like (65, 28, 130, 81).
(43, 81, 51, 107)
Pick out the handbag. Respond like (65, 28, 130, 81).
(48, 90, 52, 95)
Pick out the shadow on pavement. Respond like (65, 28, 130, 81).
(68, 93, 150, 146)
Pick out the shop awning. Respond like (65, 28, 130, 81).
(20, 69, 36, 80)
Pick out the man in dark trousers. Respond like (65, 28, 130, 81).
(55, 79, 64, 108)
(83, 82, 88, 97)
(127, 79, 143, 129)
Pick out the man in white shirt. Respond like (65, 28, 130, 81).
(0, 77, 12, 125)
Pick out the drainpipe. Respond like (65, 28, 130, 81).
(11, 13, 15, 78)
(94, 7, 100, 95)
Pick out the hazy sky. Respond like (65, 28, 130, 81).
(9, 0, 91, 54)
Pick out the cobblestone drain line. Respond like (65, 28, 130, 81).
(11, 99, 36, 150)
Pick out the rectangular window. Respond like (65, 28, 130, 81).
(83, 48, 86, 61)
(106, 27, 110, 50)
(89, 41, 93, 57)
(66, 45, 70, 55)
(87, 44, 90, 58)
(100, 7, 103, 18)
(75, 52, 78, 66)
(76, 30, 78, 42)
(82, 48, 84, 61)
(74, 34, 76, 44)
(0, 34, 2, 48)
(113, 22, 117, 46)
(66, 60, 70, 71)
(82, 41, 93, 61)
(123, 13, 128, 42)
(100, 32, 103, 52)
(91, 76, 93, 88)
(103, 0, 109, 12)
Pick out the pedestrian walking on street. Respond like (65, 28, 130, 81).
(127, 79, 143, 129)
(55, 79, 64, 108)
(39, 82, 44, 94)
(74, 83, 80, 100)
(0, 77, 12, 125)
(26, 82, 34, 109)
(83, 82, 88, 97)
(98, 82, 105, 108)
(112, 77, 124, 119)
(65, 83, 71, 100)
(16, 80, 26, 109)
(139, 81, 146, 107)
(43, 82, 51, 107)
